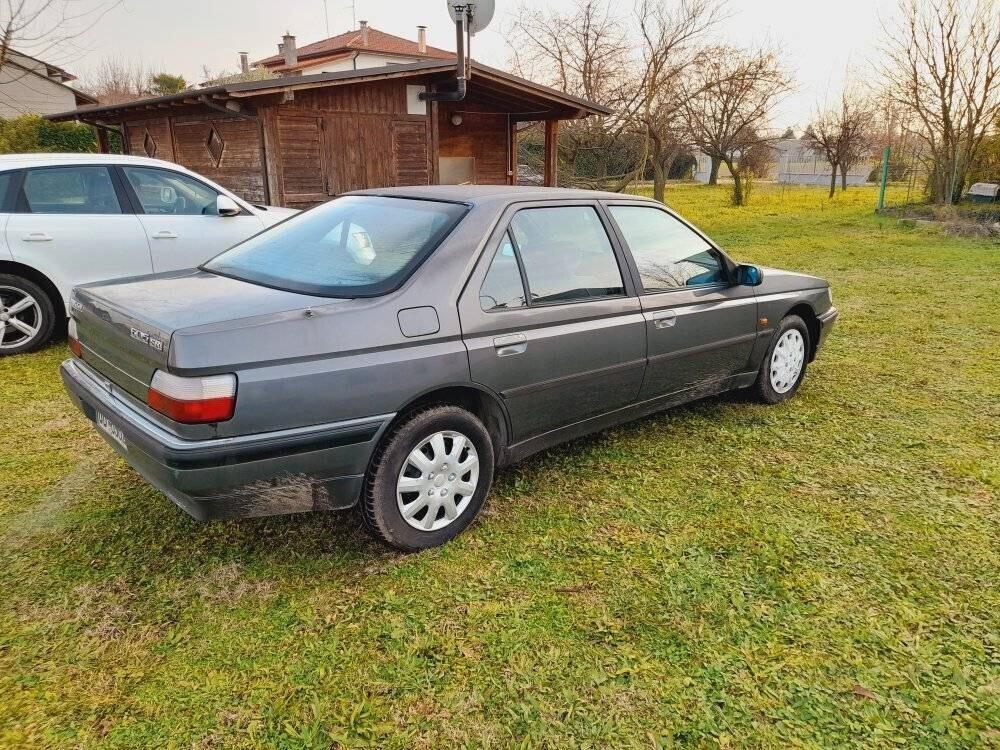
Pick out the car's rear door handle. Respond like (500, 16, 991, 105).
(493, 333, 527, 357)
(651, 310, 677, 329)
(21, 232, 52, 242)
(152, 231, 178, 239)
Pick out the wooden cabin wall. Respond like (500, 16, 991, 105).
(121, 112, 266, 204)
(261, 80, 433, 209)
(437, 104, 511, 185)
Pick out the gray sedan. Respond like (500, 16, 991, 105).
(61, 186, 837, 550)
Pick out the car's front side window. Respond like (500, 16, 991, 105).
(21, 166, 121, 215)
(122, 166, 222, 215)
(608, 205, 725, 292)
(509, 206, 624, 305)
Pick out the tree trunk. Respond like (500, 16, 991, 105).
(829, 164, 838, 198)
(709, 156, 721, 185)
(652, 158, 666, 203)
(727, 161, 744, 206)
(840, 162, 848, 191)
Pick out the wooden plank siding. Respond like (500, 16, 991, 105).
(437, 104, 511, 185)
(171, 116, 265, 204)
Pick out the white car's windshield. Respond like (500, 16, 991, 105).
(204, 196, 468, 297)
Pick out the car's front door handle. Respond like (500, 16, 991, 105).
(651, 310, 677, 329)
(152, 231, 178, 239)
(21, 232, 52, 242)
(493, 333, 527, 357)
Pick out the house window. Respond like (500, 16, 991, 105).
(206, 126, 225, 167)
(142, 130, 156, 158)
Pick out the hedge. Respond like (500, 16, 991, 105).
(0, 114, 123, 154)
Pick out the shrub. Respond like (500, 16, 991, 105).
(0, 114, 101, 154)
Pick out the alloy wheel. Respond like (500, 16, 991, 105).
(0, 286, 43, 351)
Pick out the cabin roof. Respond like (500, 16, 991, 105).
(46, 60, 612, 123)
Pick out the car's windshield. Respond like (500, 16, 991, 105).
(203, 195, 468, 297)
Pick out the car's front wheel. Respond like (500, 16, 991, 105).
(360, 405, 495, 551)
(0, 275, 57, 356)
(752, 314, 810, 404)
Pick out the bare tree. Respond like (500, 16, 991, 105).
(879, 0, 1000, 204)
(1, 0, 118, 71)
(804, 90, 874, 197)
(634, 0, 726, 201)
(78, 56, 150, 104)
(681, 46, 793, 205)
(506, 1, 637, 189)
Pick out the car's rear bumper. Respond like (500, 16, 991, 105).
(815, 306, 838, 356)
(60, 358, 393, 521)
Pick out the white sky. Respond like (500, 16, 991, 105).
(54, 0, 898, 129)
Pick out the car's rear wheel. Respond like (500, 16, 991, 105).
(0, 275, 57, 356)
(752, 314, 810, 404)
(360, 405, 495, 551)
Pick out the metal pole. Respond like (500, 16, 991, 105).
(876, 146, 890, 212)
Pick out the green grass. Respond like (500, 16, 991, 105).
(1, 183, 998, 749)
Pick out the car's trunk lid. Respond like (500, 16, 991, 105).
(72, 269, 331, 400)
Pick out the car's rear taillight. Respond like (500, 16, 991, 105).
(148, 371, 237, 424)
(68, 318, 83, 358)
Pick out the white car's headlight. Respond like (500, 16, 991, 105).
(826, 287, 834, 307)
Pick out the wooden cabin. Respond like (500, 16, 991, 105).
(47, 61, 609, 209)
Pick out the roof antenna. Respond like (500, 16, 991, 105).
(420, 1, 495, 103)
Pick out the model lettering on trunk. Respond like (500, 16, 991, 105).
(129, 327, 164, 352)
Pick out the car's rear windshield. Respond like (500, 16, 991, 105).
(203, 195, 468, 297)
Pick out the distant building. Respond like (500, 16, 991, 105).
(255, 22, 454, 77)
(0, 50, 96, 118)
(693, 138, 871, 186)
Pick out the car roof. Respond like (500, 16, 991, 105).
(350, 185, 659, 207)
(0, 153, 188, 171)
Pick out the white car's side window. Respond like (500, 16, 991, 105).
(21, 167, 122, 215)
(122, 167, 222, 216)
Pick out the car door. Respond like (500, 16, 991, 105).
(5, 165, 152, 307)
(119, 165, 264, 272)
(458, 202, 647, 444)
(604, 202, 758, 400)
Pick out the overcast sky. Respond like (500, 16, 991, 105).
(59, 0, 898, 129)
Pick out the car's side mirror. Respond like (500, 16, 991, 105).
(216, 195, 241, 217)
(737, 264, 763, 286)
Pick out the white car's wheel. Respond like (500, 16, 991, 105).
(0, 275, 57, 356)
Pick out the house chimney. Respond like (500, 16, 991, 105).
(417, 26, 427, 54)
(239, 52, 250, 74)
(359, 20, 369, 46)
(282, 32, 297, 67)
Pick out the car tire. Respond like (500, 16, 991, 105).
(360, 405, 495, 551)
(751, 314, 810, 404)
(0, 274, 57, 357)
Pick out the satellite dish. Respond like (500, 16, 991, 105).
(447, 0, 495, 35)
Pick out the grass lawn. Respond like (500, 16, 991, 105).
(1, 183, 998, 749)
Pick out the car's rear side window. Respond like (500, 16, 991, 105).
(509, 206, 624, 305)
(480, 232, 527, 312)
(204, 195, 468, 298)
(21, 166, 122, 214)
(0, 172, 14, 211)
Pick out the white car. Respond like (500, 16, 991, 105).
(0, 153, 298, 355)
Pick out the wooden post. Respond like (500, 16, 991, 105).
(508, 116, 517, 185)
(543, 119, 559, 187)
(95, 126, 109, 154)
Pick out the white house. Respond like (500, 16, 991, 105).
(0, 50, 96, 118)
(693, 138, 871, 186)
(254, 22, 454, 77)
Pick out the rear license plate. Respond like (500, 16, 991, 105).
(96, 411, 129, 452)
